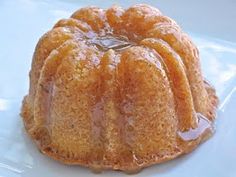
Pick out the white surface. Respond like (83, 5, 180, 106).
(0, 0, 236, 177)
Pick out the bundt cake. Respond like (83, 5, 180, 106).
(21, 4, 218, 173)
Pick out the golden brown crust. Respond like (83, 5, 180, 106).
(146, 24, 209, 116)
(204, 80, 219, 120)
(21, 4, 218, 173)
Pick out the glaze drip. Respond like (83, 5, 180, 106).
(178, 113, 214, 141)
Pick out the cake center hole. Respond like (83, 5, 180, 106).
(89, 36, 133, 51)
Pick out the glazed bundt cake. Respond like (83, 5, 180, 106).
(21, 4, 218, 172)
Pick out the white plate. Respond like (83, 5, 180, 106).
(1, 0, 236, 177)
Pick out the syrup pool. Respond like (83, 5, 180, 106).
(89, 35, 134, 51)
